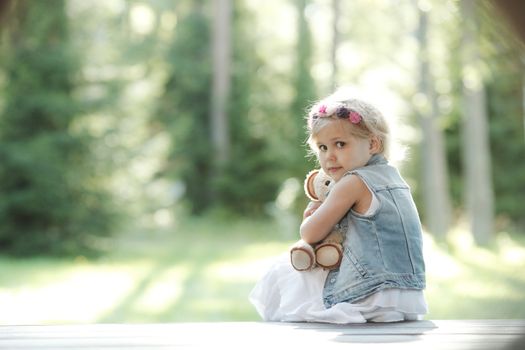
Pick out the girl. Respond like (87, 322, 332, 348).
(249, 92, 427, 323)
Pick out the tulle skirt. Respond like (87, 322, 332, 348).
(249, 254, 428, 324)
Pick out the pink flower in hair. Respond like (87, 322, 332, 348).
(348, 111, 362, 124)
(318, 105, 327, 115)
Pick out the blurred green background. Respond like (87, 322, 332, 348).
(0, 0, 524, 324)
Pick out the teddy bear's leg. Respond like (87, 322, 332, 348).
(290, 244, 315, 271)
(315, 243, 343, 270)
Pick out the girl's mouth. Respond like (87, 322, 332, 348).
(328, 167, 342, 173)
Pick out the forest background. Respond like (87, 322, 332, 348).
(0, 0, 524, 324)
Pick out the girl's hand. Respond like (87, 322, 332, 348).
(300, 174, 369, 244)
(303, 201, 322, 219)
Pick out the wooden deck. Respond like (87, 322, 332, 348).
(0, 320, 523, 349)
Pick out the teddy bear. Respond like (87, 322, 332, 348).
(289, 168, 345, 271)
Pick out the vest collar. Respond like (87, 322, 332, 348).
(366, 153, 387, 166)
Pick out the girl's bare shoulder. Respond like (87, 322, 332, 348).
(334, 173, 367, 194)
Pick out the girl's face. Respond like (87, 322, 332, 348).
(312, 120, 373, 182)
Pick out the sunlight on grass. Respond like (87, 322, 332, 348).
(205, 242, 290, 283)
(132, 265, 190, 315)
(423, 233, 465, 280)
(0, 262, 153, 324)
(423, 227, 525, 319)
(498, 233, 525, 266)
(0, 219, 524, 324)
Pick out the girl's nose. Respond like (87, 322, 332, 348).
(326, 149, 336, 160)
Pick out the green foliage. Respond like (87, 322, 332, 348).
(408, 2, 525, 231)
(156, 2, 283, 216)
(479, 6, 525, 227)
(442, 22, 465, 212)
(289, 0, 317, 178)
(441, 3, 525, 229)
(1, 0, 524, 247)
(212, 3, 283, 215)
(0, 0, 117, 256)
(155, 2, 213, 215)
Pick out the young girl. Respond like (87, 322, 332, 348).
(249, 92, 427, 323)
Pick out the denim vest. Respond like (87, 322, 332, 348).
(323, 154, 426, 308)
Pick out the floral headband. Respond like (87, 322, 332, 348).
(309, 102, 363, 128)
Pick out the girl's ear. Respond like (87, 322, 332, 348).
(369, 136, 381, 153)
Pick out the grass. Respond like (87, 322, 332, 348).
(0, 216, 524, 324)
(424, 227, 525, 319)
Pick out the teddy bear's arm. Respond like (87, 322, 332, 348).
(303, 200, 322, 219)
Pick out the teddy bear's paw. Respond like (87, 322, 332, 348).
(315, 243, 343, 270)
(290, 248, 315, 271)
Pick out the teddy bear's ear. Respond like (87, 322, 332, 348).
(304, 169, 320, 201)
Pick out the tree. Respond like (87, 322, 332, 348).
(212, 2, 283, 215)
(0, 0, 116, 255)
(478, 1, 525, 229)
(289, 0, 317, 177)
(459, 0, 494, 245)
(330, 0, 342, 91)
(210, 0, 232, 168)
(155, 1, 281, 216)
(154, 1, 213, 215)
(415, 3, 453, 240)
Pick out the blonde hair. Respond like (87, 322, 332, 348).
(306, 96, 390, 156)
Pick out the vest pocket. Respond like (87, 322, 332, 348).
(343, 248, 368, 278)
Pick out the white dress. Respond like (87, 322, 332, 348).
(249, 193, 428, 324)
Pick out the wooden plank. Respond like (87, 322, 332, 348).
(0, 320, 523, 350)
(302, 320, 525, 334)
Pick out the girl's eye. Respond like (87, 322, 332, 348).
(336, 141, 346, 148)
(319, 145, 327, 151)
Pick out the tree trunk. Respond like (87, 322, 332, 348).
(211, 0, 232, 165)
(330, 0, 341, 91)
(522, 54, 525, 145)
(290, 0, 316, 177)
(460, 0, 494, 245)
(416, 6, 453, 240)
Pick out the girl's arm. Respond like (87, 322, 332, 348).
(300, 174, 368, 244)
